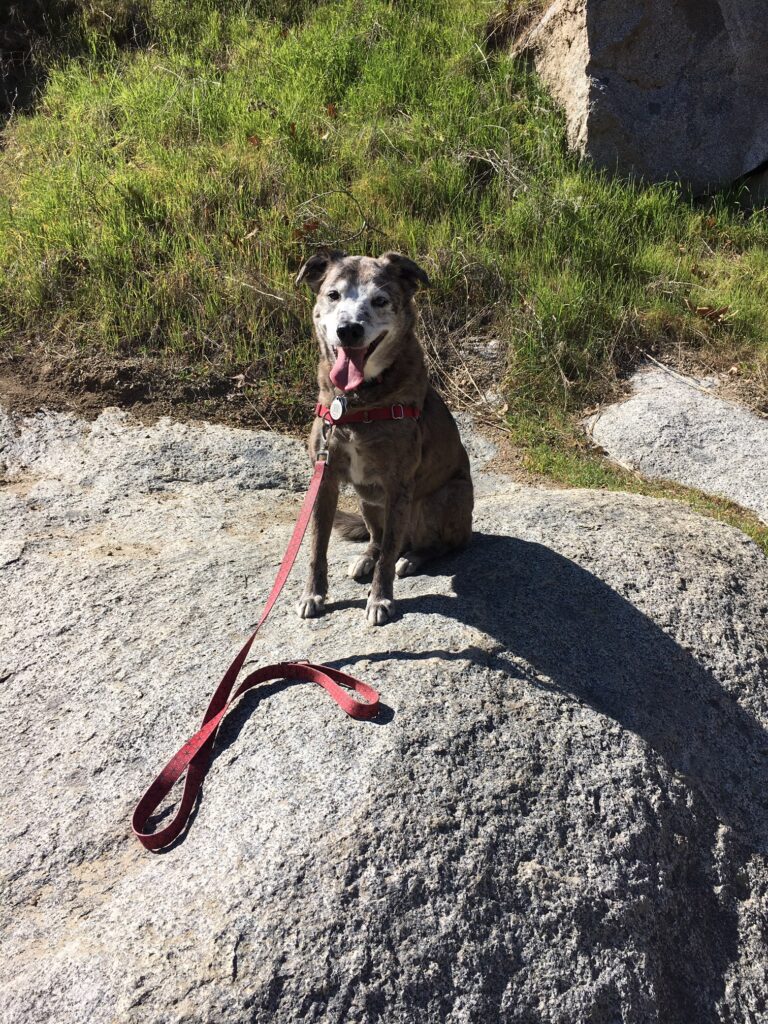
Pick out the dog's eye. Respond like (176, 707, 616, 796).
(371, 295, 389, 307)
(327, 289, 341, 302)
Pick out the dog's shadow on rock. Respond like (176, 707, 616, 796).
(333, 531, 768, 1021)
(353, 532, 768, 853)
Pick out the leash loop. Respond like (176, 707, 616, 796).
(132, 456, 379, 851)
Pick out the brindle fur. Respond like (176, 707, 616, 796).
(295, 251, 473, 626)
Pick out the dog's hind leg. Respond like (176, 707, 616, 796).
(396, 476, 473, 577)
(395, 549, 433, 577)
(348, 551, 377, 580)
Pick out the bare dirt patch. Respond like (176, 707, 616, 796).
(0, 340, 309, 434)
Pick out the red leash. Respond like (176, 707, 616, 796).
(132, 454, 379, 851)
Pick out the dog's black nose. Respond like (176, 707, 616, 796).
(336, 322, 365, 346)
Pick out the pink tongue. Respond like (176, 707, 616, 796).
(329, 346, 367, 392)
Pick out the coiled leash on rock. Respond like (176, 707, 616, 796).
(132, 416, 384, 851)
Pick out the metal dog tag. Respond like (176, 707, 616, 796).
(329, 395, 347, 422)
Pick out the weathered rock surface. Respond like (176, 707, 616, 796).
(515, 0, 768, 192)
(585, 366, 768, 524)
(2, 405, 768, 1024)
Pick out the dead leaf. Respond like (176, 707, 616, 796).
(695, 305, 731, 322)
(247, 134, 261, 147)
(326, 103, 338, 118)
(292, 219, 321, 240)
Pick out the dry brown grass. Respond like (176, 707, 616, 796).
(484, 0, 547, 52)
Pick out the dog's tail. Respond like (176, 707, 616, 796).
(334, 510, 370, 541)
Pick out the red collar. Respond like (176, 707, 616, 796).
(316, 401, 421, 425)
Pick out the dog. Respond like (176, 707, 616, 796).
(294, 250, 473, 625)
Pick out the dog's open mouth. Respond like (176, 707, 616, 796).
(329, 331, 387, 392)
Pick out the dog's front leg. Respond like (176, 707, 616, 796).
(296, 469, 339, 619)
(366, 483, 412, 626)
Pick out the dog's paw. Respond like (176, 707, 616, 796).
(295, 594, 325, 619)
(348, 554, 376, 580)
(366, 596, 395, 626)
(396, 553, 421, 578)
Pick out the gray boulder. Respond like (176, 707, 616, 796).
(514, 0, 768, 192)
(585, 366, 768, 524)
(2, 406, 768, 1023)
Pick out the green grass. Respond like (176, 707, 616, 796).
(1, 0, 767, 542)
(2, 0, 767, 400)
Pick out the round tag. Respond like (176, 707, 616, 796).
(330, 396, 347, 422)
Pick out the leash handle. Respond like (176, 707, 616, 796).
(132, 459, 380, 851)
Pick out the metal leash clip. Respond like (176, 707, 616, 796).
(318, 417, 334, 463)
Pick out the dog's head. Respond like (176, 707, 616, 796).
(296, 251, 430, 393)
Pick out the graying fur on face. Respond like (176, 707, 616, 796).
(301, 253, 426, 383)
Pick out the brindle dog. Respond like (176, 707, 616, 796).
(295, 250, 473, 626)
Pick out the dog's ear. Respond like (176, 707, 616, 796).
(295, 250, 346, 293)
(379, 252, 431, 293)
